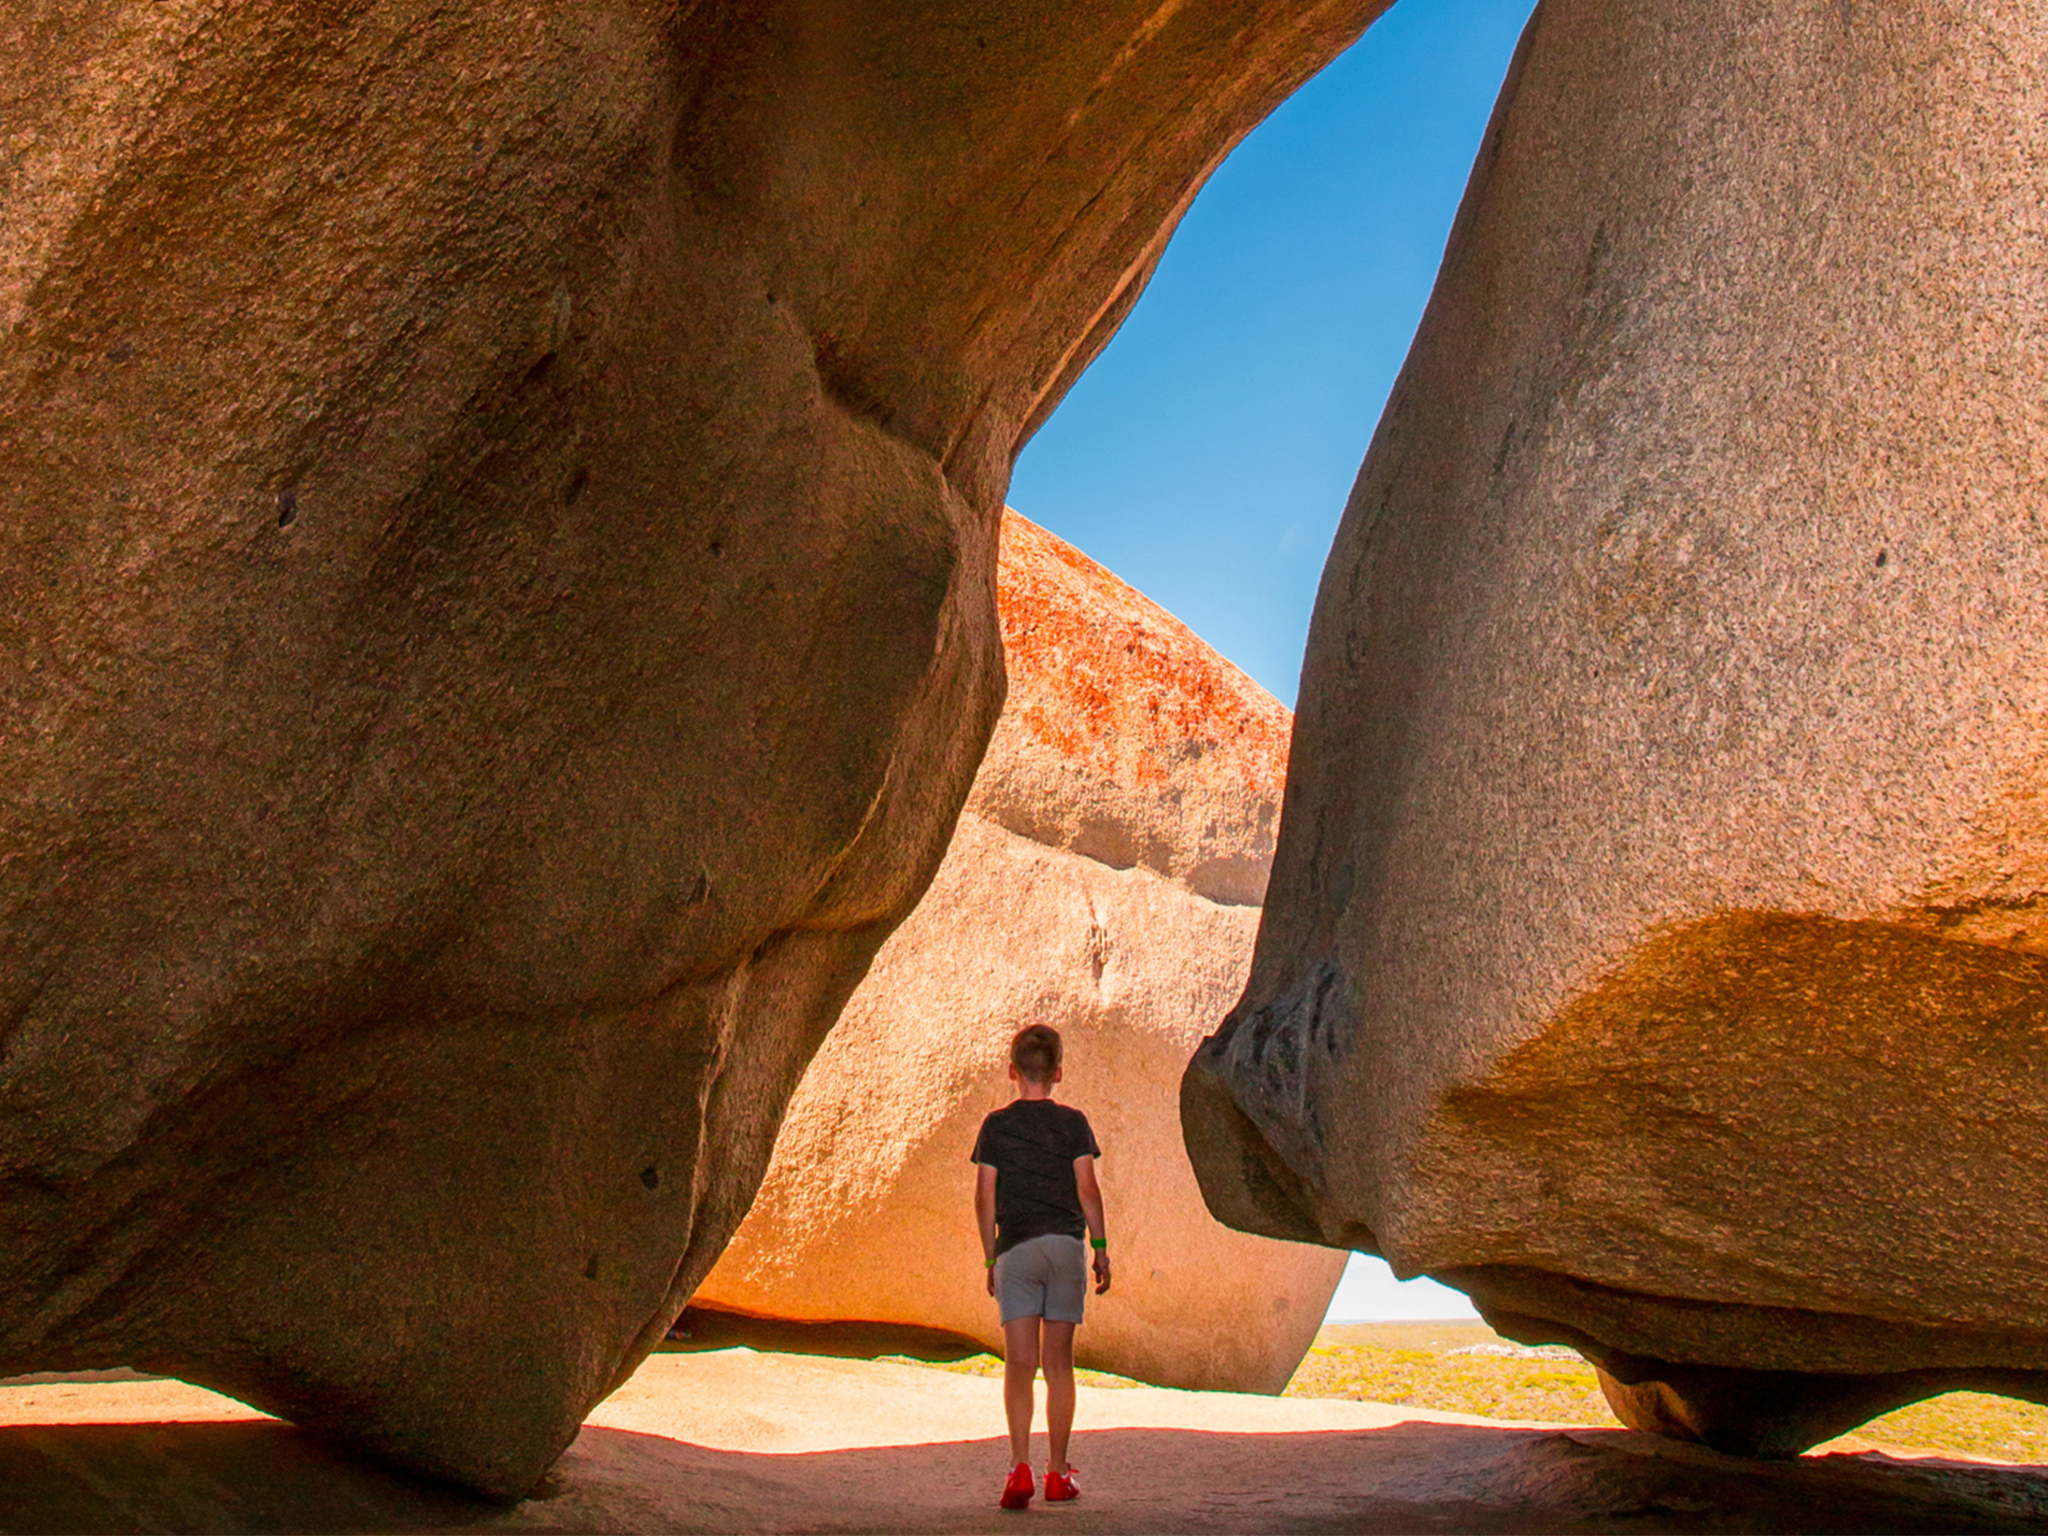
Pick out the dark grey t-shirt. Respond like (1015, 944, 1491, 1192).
(971, 1099, 1102, 1256)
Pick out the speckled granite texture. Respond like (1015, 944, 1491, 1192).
(0, 0, 1381, 1497)
(1186, 0, 2048, 1454)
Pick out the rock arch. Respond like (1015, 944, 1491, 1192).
(4, 0, 2039, 1495)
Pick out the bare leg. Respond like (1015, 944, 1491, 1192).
(1002, 1315, 1042, 1466)
(1041, 1320, 1077, 1475)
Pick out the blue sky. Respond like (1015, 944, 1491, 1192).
(1011, 0, 1538, 709)
(1009, 0, 1539, 1321)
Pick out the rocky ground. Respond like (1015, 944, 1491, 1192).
(6, 1348, 2048, 1533)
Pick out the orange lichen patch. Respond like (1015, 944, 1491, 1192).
(996, 510, 1291, 795)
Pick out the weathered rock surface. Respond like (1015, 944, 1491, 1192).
(971, 514, 1292, 908)
(696, 512, 1341, 1395)
(0, 1, 1383, 1496)
(1184, 0, 2048, 1455)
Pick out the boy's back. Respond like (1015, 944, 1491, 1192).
(972, 1099, 1100, 1254)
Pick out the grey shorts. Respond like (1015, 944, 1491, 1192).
(995, 1233, 1088, 1325)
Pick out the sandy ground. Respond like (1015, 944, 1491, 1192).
(5, 1349, 2048, 1533)
(593, 1348, 1553, 1449)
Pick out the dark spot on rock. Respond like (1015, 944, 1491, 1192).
(685, 871, 710, 905)
(1580, 219, 1610, 301)
(639, 1166, 660, 1190)
(709, 538, 724, 558)
(583, 1253, 599, 1281)
(1875, 549, 1887, 568)
(564, 467, 589, 506)
(276, 489, 297, 528)
(522, 351, 556, 389)
(105, 341, 135, 364)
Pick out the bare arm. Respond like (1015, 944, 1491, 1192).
(1074, 1156, 1110, 1295)
(975, 1162, 999, 1295)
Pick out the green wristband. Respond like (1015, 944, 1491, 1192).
(985, 1257, 997, 1268)
(1090, 1238, 1107, 1250)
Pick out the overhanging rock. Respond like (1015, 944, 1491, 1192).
(0, 0, 1382, 1495)
(1185, 0, 2048, 1456)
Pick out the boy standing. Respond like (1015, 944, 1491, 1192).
(971, 1024, 1111, 1510)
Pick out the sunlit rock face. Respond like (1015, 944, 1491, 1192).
(1183, 0, 2048, 1456)
(696, 512, 1344, 1395)
(0, 0, 1383, 1497)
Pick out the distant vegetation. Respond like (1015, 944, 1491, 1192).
(895, 1320, 2048, 1463)
(1288, 1322, 1610, 1424)
(1841, 1395, 2048, 1465)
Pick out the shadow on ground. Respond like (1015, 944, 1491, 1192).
(5, 1417, 2048, 1534)
(657, 1304, 988, 1362)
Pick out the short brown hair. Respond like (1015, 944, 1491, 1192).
(1010, 1024, 1062, 1084)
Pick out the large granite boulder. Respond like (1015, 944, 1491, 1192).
(0, 0, 1383, 1496)
(696, 512, 1343, 1394)
(1184, 0, 2048, 1456)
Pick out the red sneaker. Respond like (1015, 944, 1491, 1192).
(1000, 1462, 1036, 1510)
(1044, 1466, 1079, 1502)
